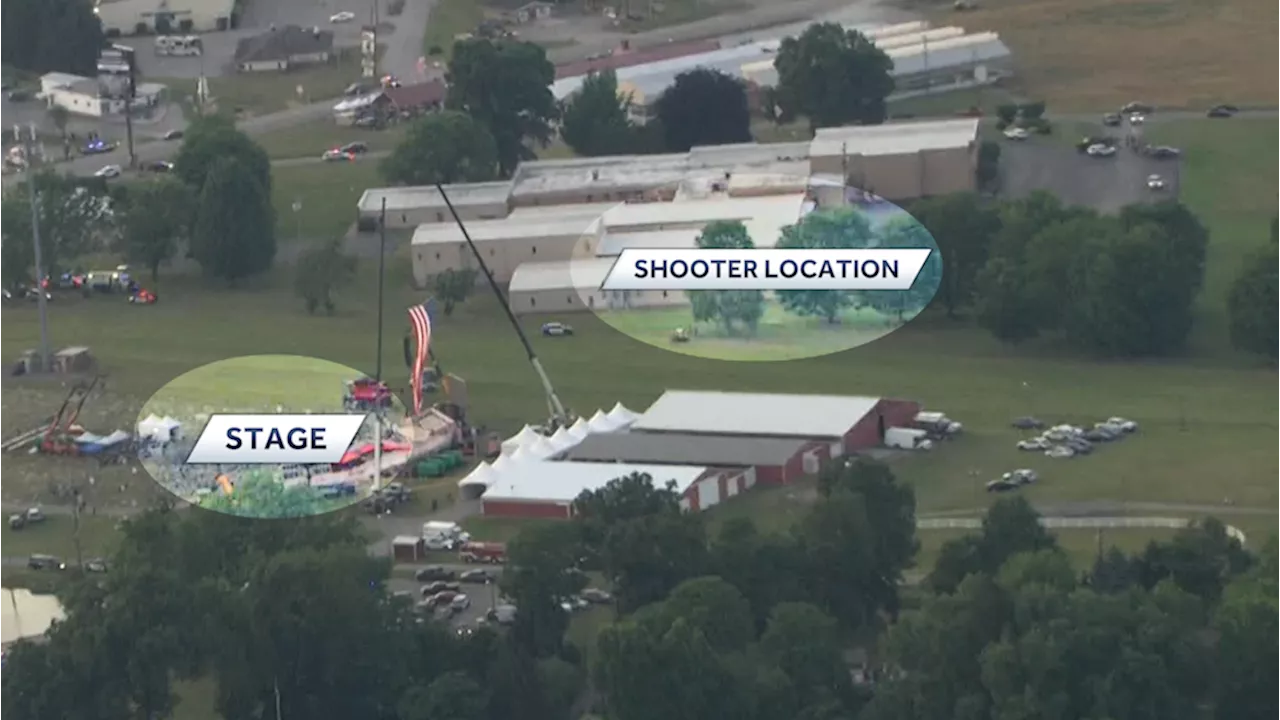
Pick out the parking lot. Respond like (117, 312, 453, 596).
(387, 562, 507, 632)
(998, 136, 1182, 213)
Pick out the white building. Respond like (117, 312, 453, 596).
(95, 0, 237, 36)
(39, 72, 164, 117)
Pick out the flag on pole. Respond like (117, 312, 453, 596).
(407, 303, 432, 415)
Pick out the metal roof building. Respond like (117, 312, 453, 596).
(479, 460, 719, 518)
(809, 118, 982, 158)
(561, 432, 829, 486)
(358, 182, 513, 229)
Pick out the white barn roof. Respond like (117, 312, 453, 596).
(411, 216, 599, 245)
(633, 390, 881, 439)
(358, 182, 512, 214)
(481, 461, 709, 504)
(809, 118, 980, 158)
(508, 258, 615, 293)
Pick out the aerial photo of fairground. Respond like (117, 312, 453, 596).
(136, 354, 452, 518)
(562, 177, 943, 361)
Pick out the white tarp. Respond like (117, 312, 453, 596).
(587, 409, 620, 433)
(606, 402, 639, 427)
(458, 462, 497, 488)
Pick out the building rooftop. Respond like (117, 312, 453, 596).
(506, 202, 621, 222)
(888, 35, 1012, 77)
(385, 80, 447, 108)
(874, 27, 966, 51)
(358, 182, 513, 214)
(234, 25, 334, 64)
(809, 118, 980, 158)
(554, 38, 721, 81)
(596, 229, 703, 256)
(632, 390, 882, 439)
(563, 432, 814, 467)
(412, 216, 599, 245)
(601, 193, 809, 240)
(481, 460, 709, 503)
(508, 258, 615, 293)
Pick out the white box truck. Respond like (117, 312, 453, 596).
(885, 427, 934, 450)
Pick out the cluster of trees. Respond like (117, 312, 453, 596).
(1, 172, 116, 288)
(865, 497, 1275, 720)
(1226, 218, 1278, 359)
(385, 21, 900, 183)
(909, 191, 1216, 357)
(195, 469, 351, 518)
(683, 209, 942, 335)
(1, 0, 103, 76)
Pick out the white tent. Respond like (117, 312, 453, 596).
(508, 446, 534, 463)
(587, 409, 620, 433)
(502, 425, 542, 452)
(568, 417, 592, 440)
(525, 436, 558, 460)
(490, 455, 512, 474)
(458, 462, 497, 489)
(137, 414, 182, 443)
(548, 427, 578, 452)
(606, 402, 640, 427)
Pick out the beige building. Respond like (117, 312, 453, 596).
(95, 0, 236, 35)
(373, 119, 980, 302)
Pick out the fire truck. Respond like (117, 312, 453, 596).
(343, 377, 394, 411)
(459, 542, 507, 564)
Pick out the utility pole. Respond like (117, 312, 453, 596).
(17, 123, 52, 373)
(373, 198, 387, 493)
(118, 45, 139, 169)
(71, 488, 85, 569)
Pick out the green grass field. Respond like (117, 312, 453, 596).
(256, 119, 408, 160)
(423, 0, 486, 60)
(141, 354, 363, 416)
(271, 161, 381, 241)
(0, 513, 122, 560)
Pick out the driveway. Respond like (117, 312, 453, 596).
(997, 136, 1180, 213)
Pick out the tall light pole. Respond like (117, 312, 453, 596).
(372, 198, 387, 493)
(17, 123, 51, 373)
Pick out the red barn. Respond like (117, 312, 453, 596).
(561, 432, 827, 487)
(628, 391, 921, 458)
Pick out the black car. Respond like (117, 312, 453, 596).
(421, 580, 460, 595)
(460, 569, 492, 584)
(1101, 113, 1122, 126)
(1207, 105, 1238, 118)
(1120, 101, 1154, 114)
(144, 160, 173, 173)
(28, 554, 66, 570)
(340, 141, 369, 155)
(414, 565, 455, 582)
(163, 129, 184, 141)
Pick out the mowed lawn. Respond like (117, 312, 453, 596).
(938, 0, 1278, 110)
(271, 161, 381, 241)
(2, 120, 1276, 518)
(255, 118, 408, 160)
(142, 354, 366, 415)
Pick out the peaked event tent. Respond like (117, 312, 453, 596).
(548, 427, 578, 452)
(606, 402, 639, 427)
(568, 417, 592, 440)
(503, 425, 542, 452)
(525, 436, 558, 460)
(587, 409, 620, 433)
(458, 462, 497, 488)
(490, 455, 512, 474)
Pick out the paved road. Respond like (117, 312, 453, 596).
(918, 500, 1277, 519)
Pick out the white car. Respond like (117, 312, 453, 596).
(1146, 174, 1166, 190)
(1045, 446, 1076, 459)
(1106, 416, 1139, 433)
(94, 164, 122, 178)
(322, 149, 352, 162)
(1003, 127, 1029, 140)
(329, 11, 356, 23)
(1129, 113, 1146, 125)
(1017, 438, 1048, 451)
(1086, 144, 1117, 157)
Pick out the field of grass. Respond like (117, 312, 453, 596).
(255, 118, 408, 160)
(0, 513, 122, 560)
(929, 0, 1278, 110)
(271, 160, 381, 241)
(142, 354, 363, 414)
(151, 51, 369, 117)
(423, 0, 487, 60)
(597, 302, 902, 361)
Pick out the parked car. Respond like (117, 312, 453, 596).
(1128, 113, 1146, 125)
(1207, 104, 1238, 118)
(85, 558, 108, 573)
(1146, 145, 1181, 159)
(1044, 446, 1075, 459)
(330, 11, 356, 23)
(340, 141, 368, 155)
(414, 565, 455, 582)
(1101, 113, 1122, 126)
(322, 149, 354, 162)
(163, 129, 184, 140)
(1017, 438, 1049, 451)
(1146, 174, 1166, 190)
(144, 160, 173, 173)
(1011, 416, 1046, 430)
(541, 322, 574, 337)
(986, 478, 1017, 493)
(28, 554, 66, 570)
(581, 588, 613, 604)
(450, 594, 471, 613)
(422, 581, 461, 596)
(1106, 416, 1139, 433)
(460, 569, 492, 584)
(1003, 127, 1030, 140)
(427, 590, 458, 608)
(1086, 144, 1116, 158)
(1120, 101, 1154, 114)
(1002, 469, 1039, 486)
(94, 164, 122, 178)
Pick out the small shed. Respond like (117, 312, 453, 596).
(392, 535, 426, 563)
(52, 347, 97, 374)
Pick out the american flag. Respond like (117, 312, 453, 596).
(407, 303, 432, 415)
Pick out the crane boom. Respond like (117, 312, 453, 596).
(435, 183, 569, 426)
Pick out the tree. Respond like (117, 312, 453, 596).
(560, 70, 642, 157)
(191, 157, 277, 283)
(1132, 518, 1254, 605)
(399, 671, 487, 720)
(0, 171, 114, 287)
(1119, 201, 1209, 293)
(773, 22, 895, 133)
(446, 39, 558, 176)
(1, 0, 104, 75)
(381, 111, 499, 186)
(646, 576, 756, 653)
(975, 141, 1001, 189)
(294, 238, 358, 315)
(652, 69, 753, 152)
(1227, 236, 1278, 359)
(173, 115, 272, 196)
(119, 176, 194, 280)
(857, 216, 943, 320)
(47, 104, 70, 141)
(432, 268, 479, 316)
(503, 522, 586, 658)
(973, 255, 1041, 343)
(926, 496, 1057, 593)
(759, 603, 851, 703)
(685, 221, 766, 336)
(775, 207, 879, 323)
(196, 469, 349, 518)
(709, 518, 812, 630)
(1212, 538, 1278, 720)
(572, 471, 684, 568)
(909, 193, 1001, 317)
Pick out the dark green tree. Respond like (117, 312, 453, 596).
(926, 496, 1057, 593)
(773, 22, 896, 132)
(652, 69, 753, 152)
(294, 238, 358, 315)
(119, 176, 194, 281)
(381, 110, 499, 186)
(1212, 538, 1278, 720)
(643, 576, 756, 654)
(858, 216, 943, 320)
(560, 70, 641, 157)
(197, 469, 347, 517)
(173, 114, 272, 196)
(775, 206, 879, 323)
(191, 157, 277, 283)
(398, 671, 487, 720)
(710, 518, 812, 629)
(685, 221, 766, 336)
(1, 0, 103, 75)
(1, 171, 114, 286)
(1132, 518, 1254, 605)
(1227, 236, 1278, 359)
(446, 39, 558, 176)
(503, 522, 586, 658)
(432, 268, 479, 316)
(909, 192, 1001, 317)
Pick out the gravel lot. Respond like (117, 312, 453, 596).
(997, 137, 1182, 213)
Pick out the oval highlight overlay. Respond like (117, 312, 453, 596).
(561, 176, 943, 361)
(137, 355, 407, 519)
